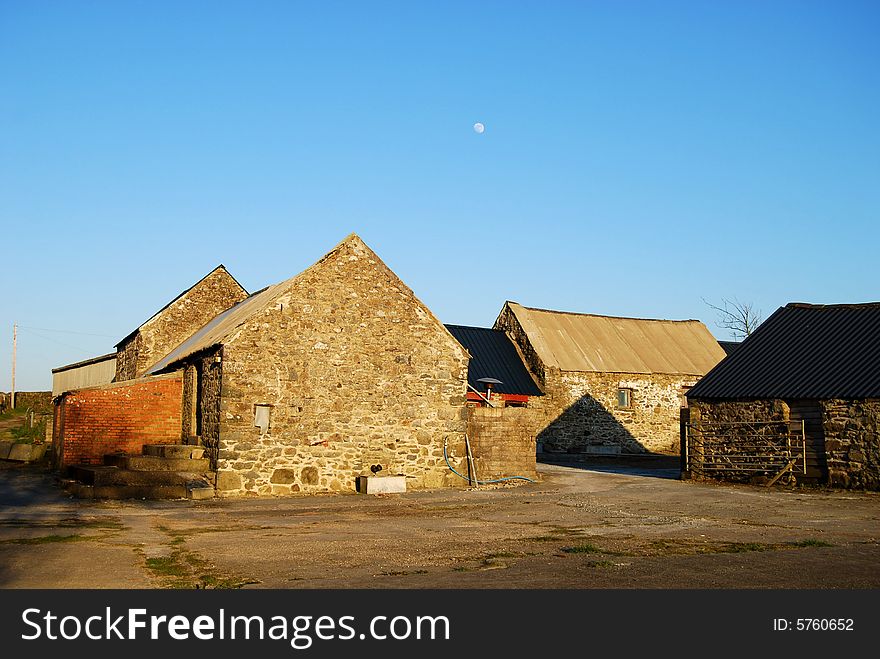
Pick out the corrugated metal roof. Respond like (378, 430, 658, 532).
(505, 302, 726, 375)
(52, 352, 117, 374)
(145, 284, 277, 374)
(718, 341, 741, 355)
(687, 302, 880, 400)
(445, 325, 543, 396)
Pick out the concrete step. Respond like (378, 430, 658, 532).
(142, 445, 205, 459)
(64, 481, 190, 500)
(68, 465, 212, 487)
(61, 471, 215, 500)
(104, 454, 211, 472)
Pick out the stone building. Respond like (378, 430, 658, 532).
(685, 302, 880, 490)
(114, 265, 248, 380)
(145, 234, 473, 496)
(494, 302, 726, 454)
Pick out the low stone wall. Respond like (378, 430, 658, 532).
(822, 399, 880, 490)
(0, 391, 52, 412)
(54, 374, 183, 467)
(467, 406, 537, 480)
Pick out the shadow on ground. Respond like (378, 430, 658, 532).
(0, 461, 68, 507)
(538, 453, 681, 480)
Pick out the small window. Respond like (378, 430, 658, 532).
(617, 388, 632, 409)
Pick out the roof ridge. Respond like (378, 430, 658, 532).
(508, 301, 702, 324)
(114, 264, 248, 347)
(785, 301, 880, 310)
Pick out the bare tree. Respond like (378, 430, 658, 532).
(703, 297, 763, 341)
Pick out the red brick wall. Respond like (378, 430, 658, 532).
(56, 374, 183, 467)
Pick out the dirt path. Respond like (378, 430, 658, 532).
(0, 461, 877, 588)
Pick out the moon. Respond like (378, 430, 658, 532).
(473, 122, 485, 134)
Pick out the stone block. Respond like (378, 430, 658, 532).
(216, 471, 242, 491)
(356, 475, 406, 494)
(301, 466, 319, 485)
(270, 468, 298, 484)
(8, 443, 45, 462)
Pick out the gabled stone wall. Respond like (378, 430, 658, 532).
(115, 267, 247, 380)
(213, 237, 471, 496)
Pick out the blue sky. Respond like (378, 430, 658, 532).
(2, 0, 878, 390)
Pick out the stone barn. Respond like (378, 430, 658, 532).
(144, 234, 472, 496)
(685, 302, 880, 490)
(494, 302, 726, 455)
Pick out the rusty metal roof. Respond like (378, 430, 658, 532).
(687, 302, 880, 400)
(503, 302, 726, 376)
(445, 325, 543, 396)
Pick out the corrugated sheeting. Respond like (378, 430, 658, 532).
(51, 353, 117, 396)
(146, 283, 280, 374)
(687, 302, 880, 400)
(445, 325, 543, 396)
(718, 341, 741, 355)
(507, 302, 726, 375)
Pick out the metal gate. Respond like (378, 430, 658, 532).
(685, 420, 807, 485)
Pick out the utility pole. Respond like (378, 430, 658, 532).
(11, 323, 16, 409)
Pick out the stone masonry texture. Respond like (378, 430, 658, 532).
(199, 236, 471, 496)
(820, 399, 879, 490)
(494, 304, 696, 455)
(686, 399, 789, 482)
(467, 406, 537, 480)
(115, 267, 247, 380)
(54, 374, 183, 467)
(688, 398, 880, 490)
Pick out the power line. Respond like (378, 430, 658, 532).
(16, 327, 97, 355)
(17, 325, 117, 338)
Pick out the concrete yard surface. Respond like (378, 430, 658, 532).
(0, 460, 878, 589)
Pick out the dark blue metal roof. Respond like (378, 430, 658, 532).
(445, 325, 543, 397)
(687, 302, 880, 400)
(718, 341, 741, 355)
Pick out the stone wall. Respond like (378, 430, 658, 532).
(115, 267, 247, 380)
(685, 399, 789, 481)
(494, 303, 547, 385)
(495, 305, 698, 455)
(821, 399, 880, 490)
(181, 350, 224, 465)
(54, 374, 183, 467)
(466, 406, 537, 480)
(199, 348, 224, 468)
(213, 236, 471, 496)
(0, 391, 52, 412)
(523, 370, 696, 455)
(115, 335, 140, 382)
